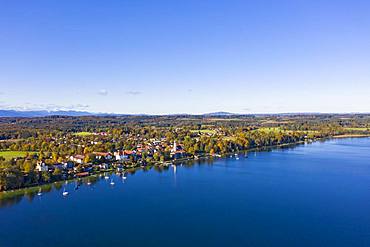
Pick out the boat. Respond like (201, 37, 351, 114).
(110, 179, 115, 185)
(37, 188, 42, 196)
(104, 175, 109, 180)
(74, 181, 79, 190)
(87, 181, 92, 186)
(62, 188, 69, 196)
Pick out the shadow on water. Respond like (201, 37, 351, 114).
(0, 141, 308, 208)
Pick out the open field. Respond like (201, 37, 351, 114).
(344, 127, 369, 131)
(256, 127, 318, 134)
(74, 132, 94, 136)
(257, 127, 282, 132)
(0, 151, 37, 160)
(190, 129, 217, 134)
(0, 139, 23, 143)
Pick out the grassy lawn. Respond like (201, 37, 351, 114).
(74, 132, 94, 136)
(0, 151, 37, 160)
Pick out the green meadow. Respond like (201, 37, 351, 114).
(74, 132, 94, 136)
(0, 151, 37, 160)
(344, 127, 369, 131)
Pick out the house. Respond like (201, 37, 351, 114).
(70, 154, 85, 164)
(63, 161, 75, 170)
(75, 172, 89, 177)
(114, 150, 134, 161)
(99, 163, 110, 169)
(114, 151, 127, 161)
(53, 163, 64, 170)
(95, 132, 108, 136)
(152, 140, 161, 146)
(114, 163, 124, 172)
(171, 150, 187, 159)
(93, 152, 112, 160)
(36, 162, 48, 172)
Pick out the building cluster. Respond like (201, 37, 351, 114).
(35, 139, 189, 177)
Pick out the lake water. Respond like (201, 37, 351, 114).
(1, 138, 370, 247)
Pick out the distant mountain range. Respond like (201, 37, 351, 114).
(0, 110, 362, 118)
(0, 110, 94, 117)
(0, 110, 239, 117)
(203, 111, 236, 116)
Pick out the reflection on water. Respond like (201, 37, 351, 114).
(0, 175, 97, 208)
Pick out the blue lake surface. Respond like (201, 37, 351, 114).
(1, 138, 370, 247)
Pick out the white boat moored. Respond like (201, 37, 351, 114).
(62, 188, 69, 196)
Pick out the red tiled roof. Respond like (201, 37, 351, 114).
(74, 155, 85, 159)
(93, 152, 111, 156)
(76, 172, 89, 177)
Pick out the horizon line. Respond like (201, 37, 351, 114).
(1, 109, 370, 116)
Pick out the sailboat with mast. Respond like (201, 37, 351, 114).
(62, 187, 69, 196)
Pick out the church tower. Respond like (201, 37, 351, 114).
(172, 140, 177, 153)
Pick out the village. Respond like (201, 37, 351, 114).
(34, 139, 190, 180)
(2, 113, 366, 192)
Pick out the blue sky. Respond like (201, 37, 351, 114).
(0, 0, 369, 114)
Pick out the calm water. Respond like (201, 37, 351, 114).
(1, 138, 370, 247)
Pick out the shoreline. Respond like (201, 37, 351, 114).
(0, 136, 368, 198)
(331, 134, 370, 138)
(0, 140, 308, 198)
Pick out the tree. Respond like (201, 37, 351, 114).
(23, 160, 34, 173)
(41, 171, 50, 183)
(153, 152, 159, 161)
(84, 154, 95, 163)
(53, 167, 62, 177)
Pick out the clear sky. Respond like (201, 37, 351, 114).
(0, 0, 369, 114)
